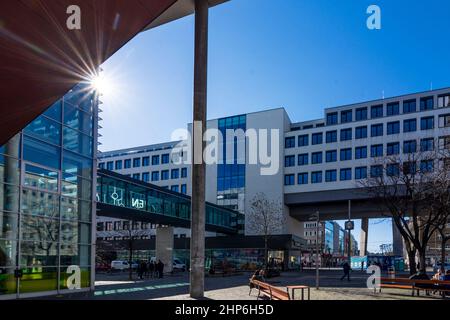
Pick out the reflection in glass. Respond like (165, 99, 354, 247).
(43, 100, 62, 121)
(0, 240, 16, 267)
(63, 150, 92, 180)
(59, 266, 90, 289)
(21, 189, 59, 218)
(61, 197, 91, 222)
(20, 241, 58, 266)
(24, 115, 61, 146)
(23, 136, 61, 170)
(62, 177, 92, 201)
(60, 221, 90, 244)
(60, 244, 90, 266)
(63, 126, 93, 157)
(19, 267, 58, 293)
(21, 216, 59, 242)
(0, 212, 18, 240)
(0, 155, 20, 185)
(0, 267, 17, 295)
(23, 164, 59, 192)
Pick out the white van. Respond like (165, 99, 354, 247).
(111, 260, 130, 270)
(173, 258, 186, 272)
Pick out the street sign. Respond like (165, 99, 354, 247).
(345, 220, 354, 230)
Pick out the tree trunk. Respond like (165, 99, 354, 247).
(128, 239, 133, 281)
(417, 248, 427, 275)
(407, 250, 417, 275)
(441, 234, 448, 273)
(264, 235, 268, 270)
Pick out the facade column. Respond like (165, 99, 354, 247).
(392, 218, 404, 257)
(190, 0, 208, 299)
(360, 217, 369, 256)
(156, 227, 174, 273)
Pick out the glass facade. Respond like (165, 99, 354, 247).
(217, 115, 246, 213)
(0, 83, 97, 297)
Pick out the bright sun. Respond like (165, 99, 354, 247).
(90, 73, 112, 95)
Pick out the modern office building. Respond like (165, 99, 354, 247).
(99, 87, 450, 258)
(0, 83, 98, 298)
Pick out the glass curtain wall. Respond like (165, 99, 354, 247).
(0, 83, 97, 297)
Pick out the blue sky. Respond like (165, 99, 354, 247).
(99, 0, 450, 252)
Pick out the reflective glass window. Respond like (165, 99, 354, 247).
(23, 136, 61, 170)
(24, 115, 61, 145)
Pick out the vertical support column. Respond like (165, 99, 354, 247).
(392, 218, 404, 257)
(190, 0, 208, 299)
(156, 227, 174, 273)
(360, 217, 369, 257)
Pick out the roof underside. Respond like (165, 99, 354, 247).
(0, 0, 227, 146)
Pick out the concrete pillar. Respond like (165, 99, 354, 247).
(392, 218, 404, 257)
(190, 0, 208, 299)
(360, 217, 369, 256)
(156, 226, 174, 273)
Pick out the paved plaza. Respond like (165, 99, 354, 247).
(41, 270, 447, 300)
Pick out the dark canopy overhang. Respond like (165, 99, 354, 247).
(0, 0, 227, 145)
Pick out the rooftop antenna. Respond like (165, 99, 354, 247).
(430, 82, 433, 91)
(382, 90, 385, 99)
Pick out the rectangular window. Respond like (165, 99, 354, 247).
(340, 148, 352, 161)
(312, 133, 323, 145)
(387, 102, 400, 116)
(161, 170, 169, 180)
(151, 171, 159, 181)
(371, 105, 383, 118)
(371, 144, 383, 157)
(420, 96, 434, 111)
(387, 164, 400, 177)
(420, 160, 434, 173)
(403, 99, 416, 113)
(340, 168, 352, 181)
(284, 174, 295, 186)
(340, 128, 352, 141)
(142, 172, 150, 182)
(355, 126, 367, 139)
(387, 142, 400, 156)
(355, 107, 368, 121)
(161, 154, 170, 164)
(98, 163, 105, 169)
(341, 110, 353, 123)
(387, 121, 400, 135)
(403, 162, 416, 175)
(371, 124, 383, 137)
(326, 112, 338, 125)
(142, 156, 150, 166)
(171, 169, 180, 179)
(106, 161, 113, 171)
(295, 135, 308, 148)
(171, 185, 179, 192)
(285, 155, 295, 167)
(285, 136, 296, 149)
(403, 119, 417, 132)
(123, 159, 131, 169)
(181, 184, 187, 194)
(133, 158, 140, 168)
(420, 116, 434, 130)
(312, 152, 323, 164)
(325, 170, 337, 182)
(115, 160, 122, 170)
(355, 146, 367, 159)
(355, 167, 367, 180)
(438, 114, 450, 128)
(326, 130, 337, 143)
(298, 173, 308, 185)
(326, 150, 337, 163)
(132, 173, 140, 180)
(311, 171, 322, 184)
(370, 165, 383, 178)
(152, 155, 160, 165)
(438, 94, 450, 108)
(404, 140, 417, 154)
(298, 154, 309, 166)
(420, 138, 434, 152)
(181, 168, 188, 178)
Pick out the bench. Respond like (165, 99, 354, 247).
(378, 277, 450, 297)
(249, 279, 291, 300)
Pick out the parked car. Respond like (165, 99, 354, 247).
(173, 258, 186, 272)
(111, 260, 130, 271)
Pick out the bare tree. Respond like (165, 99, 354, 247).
(360, 146, 450, 275)
(246, 193, 285, 269)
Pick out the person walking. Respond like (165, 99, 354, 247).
(340, 261, 351, 281)
(148, 261, 154, 278)
(157, 259, 164, 278)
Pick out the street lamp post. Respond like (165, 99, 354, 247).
(310, 211, 320, 290)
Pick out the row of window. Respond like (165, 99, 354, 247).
(325, 94, 450, 126)
(99, 153, 172, 170)
(126, 168, 188, 182)
(284, 161, 435, 185)
(286, 116, 447, 149)
(285, 138, 437, 167)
